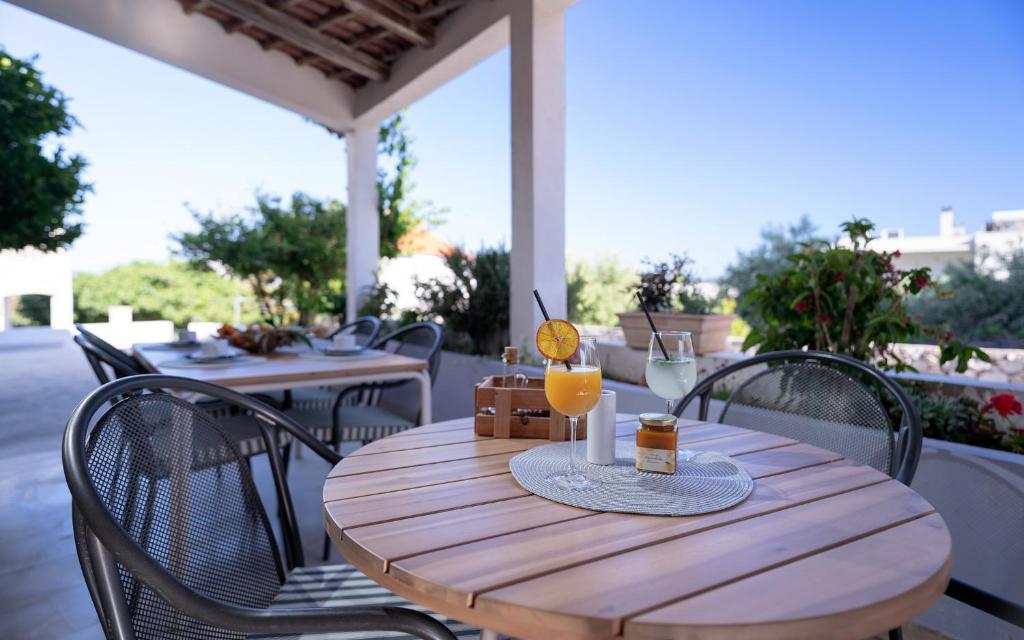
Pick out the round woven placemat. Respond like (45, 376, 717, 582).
(509, 441, 754, 516)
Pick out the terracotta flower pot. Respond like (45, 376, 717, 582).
(617, 311, 735, 354)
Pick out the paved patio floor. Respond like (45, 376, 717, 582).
(0, 329, 955, 639)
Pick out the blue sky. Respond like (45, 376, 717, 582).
(2, 0, 1022, 278)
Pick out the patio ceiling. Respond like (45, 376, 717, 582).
(181, 0, 467, 88)
(12, 0, 575, 350)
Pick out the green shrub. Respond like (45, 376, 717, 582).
(415, 246, 510, 356)
(567, 255, 635, 326)
(73, 261, 260, 328)
(742, 218, 987, 373)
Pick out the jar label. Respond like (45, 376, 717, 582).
(636, 446, 677, 474)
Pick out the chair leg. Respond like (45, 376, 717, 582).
(322, 531, 333, 562)
(889, 627, 903, 640)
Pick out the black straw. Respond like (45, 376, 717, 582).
(532, 289, 572, 370)
(637, 290, 670, 360)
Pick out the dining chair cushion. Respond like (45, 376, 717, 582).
(251, 563, 478, 639)
(285, 406, 416, 444)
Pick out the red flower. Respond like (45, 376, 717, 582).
(833, 272, 846, 282)
(893, 250, 902, 258)
(914, 275, 928, 289)
(814, 312, 831, 326)
(982, 393, 1023, 418)
(793, 299, 812, 313)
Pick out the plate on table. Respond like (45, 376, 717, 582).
(162, 354, 266, 369)
(320, 345, 366, 357)
(144, 340, 199, 350)
(184, 350, 243, 364)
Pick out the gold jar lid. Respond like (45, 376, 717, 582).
(639, 413, 677, 430)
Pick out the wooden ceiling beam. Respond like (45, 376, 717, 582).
(339, 0, 433, 47)
(309, 6, 352, 30)
(204, 0, 389, 80)
(418, 0, 465, 21)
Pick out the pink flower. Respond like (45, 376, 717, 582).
(914, 275, 928, 289)
(982, 393, 1023, 418)
(893, 250, 902, 258)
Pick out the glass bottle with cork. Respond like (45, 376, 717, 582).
(502, 346, 526, 388)
(635, 412, 678, 474)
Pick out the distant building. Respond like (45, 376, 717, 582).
(378, 229, 455, 314)
(868, 208, 1024, 279)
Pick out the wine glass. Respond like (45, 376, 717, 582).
(544, 336, 602, 491)
(645, 331, 696, 414)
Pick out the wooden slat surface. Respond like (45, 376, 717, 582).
(134, 342, 426, 388)
(323, 416, 951, 640)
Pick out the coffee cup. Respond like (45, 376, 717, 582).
(200, 339, 229, 358)
(332, 333, 357, 349)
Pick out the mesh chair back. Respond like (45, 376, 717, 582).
(372, 322, 443, 385)
(76, 323, 144, 374)
(329, 316, 381, 347)
(77, 391, 283, 639)
(74, 334, 144, 383)
(721, 361, 896, 476)
(676, 350, 921, 483)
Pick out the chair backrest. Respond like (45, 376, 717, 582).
(675, 350, 922, 484)
(75, 324, 146, 378)
(64, 375, 342, 640)
(329, 316, 381, 347)
(73, 334, 144, 384)
(371, 322, 444, 386)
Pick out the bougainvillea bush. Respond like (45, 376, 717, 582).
(741, 218, 988, 373)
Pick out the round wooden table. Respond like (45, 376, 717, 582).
(323, 416, 952, 640)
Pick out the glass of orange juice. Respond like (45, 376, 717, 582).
(545, 335, 602, 490)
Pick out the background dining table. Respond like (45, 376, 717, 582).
(323, 415, 952, 640)
(133, 342, 434, 423)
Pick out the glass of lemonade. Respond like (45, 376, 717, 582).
(646, 331, 697, 414)
(544, 336, 602, 491)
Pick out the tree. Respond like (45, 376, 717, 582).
(376, 113, 443, 259)
(907, 251, 1024, 347)
(174, 193, 347, 324)
(567, 255, 636, 326)
(721, 215, 823, 303)
(0, 48, 90, 251)
(73, 262, 260, 327)
(173, 114, 435, 323)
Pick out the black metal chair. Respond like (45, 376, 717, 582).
(64, 374, 465, 640)
(286, 317, 383, 411)
(73, 331, 280, 461)
(74, 324, 148, 380)
(674, 349, 921, 484)
(286, 322, 444, 447)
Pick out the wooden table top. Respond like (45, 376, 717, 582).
(133, 343, 427, 389)
(323, 416, 952, 640)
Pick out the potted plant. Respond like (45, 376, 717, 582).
(617, 254, 735, 353)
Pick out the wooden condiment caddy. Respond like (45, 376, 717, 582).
(474, 375, 587, 440)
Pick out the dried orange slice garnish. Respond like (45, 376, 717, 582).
(535, 319, 580, 361)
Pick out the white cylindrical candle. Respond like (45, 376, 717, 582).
(586, 390, 617, 465)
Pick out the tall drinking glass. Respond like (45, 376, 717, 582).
(544, 336, 602, 491)
(645, 331, 696, 414)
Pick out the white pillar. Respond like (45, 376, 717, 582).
(509, 0, 567, 355)
(345, 124, 380, 322)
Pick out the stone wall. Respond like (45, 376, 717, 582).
(892, 343, 1024, 384)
